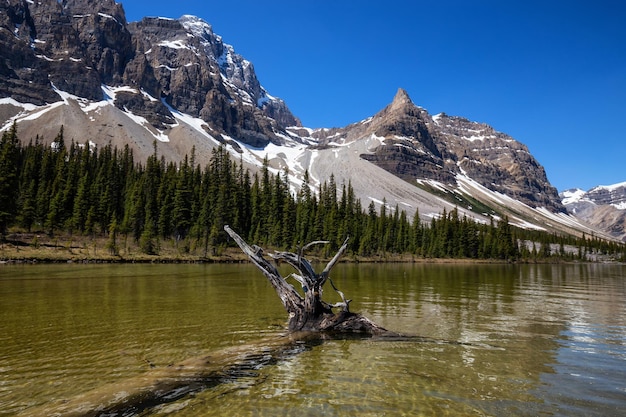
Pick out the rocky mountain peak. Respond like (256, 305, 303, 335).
(561, 182, 626, 241)
(354, 88, 564, 211)
(0, 0, 300, 147)
(389, 88, 414, 112)
(1, 3, 574, 229)
(370, 89, 431, 139)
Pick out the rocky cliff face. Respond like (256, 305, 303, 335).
(1, 1, 568, 222)
(1, 0, 126, 103)
(311, 89, 563, 212)
(0, 0, 133, 102)
(433, 112, 561, 212)
(561, 183, 626, 241)
(0, 0, 299, 147)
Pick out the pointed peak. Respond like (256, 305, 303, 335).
(393, 88, 412, 103)
(389, 88, 414, 112)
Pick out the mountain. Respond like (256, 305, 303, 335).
(307, 88, 562, 212)
(0, 0, 615, 241)
(561, 183, 626, 241)
(0, 0, 299, 157)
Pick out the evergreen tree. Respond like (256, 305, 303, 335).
(0, 122, 20, 236)
(45, 128, 68, 235)
(17, 136, 43, 232)
(172, 156, 193, 242)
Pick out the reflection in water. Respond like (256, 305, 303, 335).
(0, 263, 625, 416)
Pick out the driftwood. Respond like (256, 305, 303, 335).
(224, 225, 388, 334)
(21, 229, 391, 416)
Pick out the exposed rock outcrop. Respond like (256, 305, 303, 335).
(0, 0, 132, 102)
(561, 184, 626, 241)
(0, 2, 570, 224)
(0, 1, 300, 148)
(310, 88, 563, 211)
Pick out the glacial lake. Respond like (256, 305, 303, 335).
(1, 262, 625, 416)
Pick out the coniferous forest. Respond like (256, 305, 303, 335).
(1, 124, 624, 261)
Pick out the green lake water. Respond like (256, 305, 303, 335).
(1, 263, 625, 416)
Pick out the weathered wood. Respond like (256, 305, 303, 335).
(20, 229, 396, 415)
(224, 225, 388, 334)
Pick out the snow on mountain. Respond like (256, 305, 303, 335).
(563, 182, 626, 211)
(560, 182, 626, 241)
(561, 188, 588, 205)
(596, 181, 626, 192)
(0, 0, 620, 242)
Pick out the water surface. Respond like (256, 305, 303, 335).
(1, 263, 625, 416)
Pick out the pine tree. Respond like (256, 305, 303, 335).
(17, 137, 43, 232)
(0, 122, 20, 236)
(172, 156, 192, 242)
(410, 208, 422, 254)
(45, 128, 68, 235)
(295, 170, 314, 245)
(72, 157, 92, 233)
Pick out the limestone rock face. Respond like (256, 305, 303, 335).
(359, 89, 454, 184)
(0, 0, 132, 102)
(0, 1, 300, 147)
(434, 112, 562, 212)
(0, 2, 566, 216)
(561, 184, 626, 242)
(311, 88, 563, 211)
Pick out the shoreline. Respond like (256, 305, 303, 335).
(1, 233, 620, 265)
(0, 246, 600, 266)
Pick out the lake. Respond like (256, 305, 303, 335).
(1, 262, 625, 416)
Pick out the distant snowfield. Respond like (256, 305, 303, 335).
(562, 183, 626, 211)
(561, 188, 587, 205)
(595, 181, 626, 192)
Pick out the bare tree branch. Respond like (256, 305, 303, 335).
(327, 276, 351, 312)
(224, 225, 302, 313)
(270, 251, 316, 284)
(320, 236, 350, 285)
(225, 226, 387, 334)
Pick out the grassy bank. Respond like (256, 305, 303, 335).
(0, 232, 251, 264)
(1, 232, 601, 265)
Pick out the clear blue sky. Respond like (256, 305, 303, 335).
(123, 1, 625, 192)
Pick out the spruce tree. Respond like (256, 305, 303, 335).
(0, 122, 20, 236)
(17, 137, 42, 232)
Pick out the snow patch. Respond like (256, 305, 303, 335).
(121, 107, 170, 142)
(180, 15, 214, 38)
(160, 99, 219, 145)
(536, 207, 589, 229)
(35, 54, 58, 62)
(97, 13, 120, 25)
(561, 188, 586, 205)
(612, 202, 626, 210)
(593, 181, 626, 192)
(157, 64, 178, 71)
(0, 98, 38, 112)
(257, 91, 274, 107)
(157, 40, 189, 50)
(416, 179, 448, 193)
(465, 135, 487, 142)
(0, 98, 61, 130)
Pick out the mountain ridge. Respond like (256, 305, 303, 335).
(561, 182, 626, 241)
(0, 0, 617, 241)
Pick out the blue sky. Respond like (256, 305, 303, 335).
(123, 1, 625, 191)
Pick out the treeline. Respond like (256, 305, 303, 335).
(1, 124, 624, 260)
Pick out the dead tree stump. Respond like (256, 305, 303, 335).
(224, 226, 388, 334)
